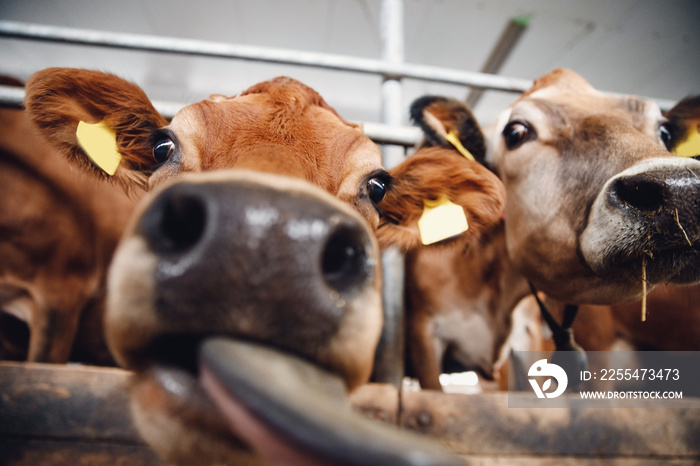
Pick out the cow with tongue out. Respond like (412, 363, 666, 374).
(24, 68, 503, 464)
(109, 171, 464, 466)
(108, 171, 470, 466)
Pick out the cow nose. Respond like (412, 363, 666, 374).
(131, 173, 378, 356)
(609, 174, 666, 212)
(320, 222, 371, 294)
(606, 160, 700, 242)
(140, 181, 373, 296)
(141, 187, 208, 255)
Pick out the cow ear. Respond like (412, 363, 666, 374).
(409, 96, 487, 164)
(376, 147, 505, 251)
(664, 96, 700, 158)
(25, 68, 169, 191)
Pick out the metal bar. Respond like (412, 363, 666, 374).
(361, 121, 421, 146)
(466, 15, 530, 109)
(0, 20, 530, 92)
(0, 21, 676, 110)
(0, 85, 25, 108)
(373, 0, 406, 389)
(0, 85, 422, 146)
(380, 0, 407, 166)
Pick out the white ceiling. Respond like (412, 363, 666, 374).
(1, 0, 698, 130)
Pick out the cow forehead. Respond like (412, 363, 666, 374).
(498, 87, 664, 140)
(525, 86, 661, 125)
(170, 92, 343, 138)
(166, 94, 382, 187)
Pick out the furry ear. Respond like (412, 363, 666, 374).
(0, 75, 24, 88)
(25, 68, 169, 191)
(409, 96, 487, 164)
(664, 96, 700, 158)
(376, 147, 505, 251)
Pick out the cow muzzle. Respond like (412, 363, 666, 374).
(581, 157, 700, 292)
(105, 170, 459, 465)
(108, 170, 380, 377)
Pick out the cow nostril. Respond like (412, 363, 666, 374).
(321, 224, 371, 295)
(144, 189, 207, 255)
(611, 177, 665, 212)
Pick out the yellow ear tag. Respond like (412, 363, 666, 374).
(76, 120, 122, 176)
(418, 196, 469, 245)
(445, 130, 476, 162)
(673, 126, 700, 157)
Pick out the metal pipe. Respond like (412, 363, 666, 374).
(0, 85, 25, 108)
(380, 0, 406, 167)
(0, 85, 423, 146)
(466, 15, 530, 109)
(374, 0, 407, 389)
(361, 121, 421, 146)
(1, 21, 676, 110)
(0, 20, 531, 92)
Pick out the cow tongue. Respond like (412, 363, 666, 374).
(198, 338, 463, 466)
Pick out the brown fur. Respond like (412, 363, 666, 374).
(23, 69, 505, 254)
(409, 95, 487, 163)
(0, 81, 135, 363)
(499, 282, 700, 388)
(496, 70, 699, 303)
(19, 68, 508, 463)
(378, 147, 504, 251)
(583, 284, 700, 352)
(15, 70, 386, 367)
(560, 95, 700, 355)
(521, 68, 595, 98)
(665, 95, 700, 147)
(404, 70, 700, 390)
(13, 67, 493, 366)
(405, 223, 530, 389)
(376, 147, 507, 388)
(25, 68, 168, 190)
(239, 76, 355, 127)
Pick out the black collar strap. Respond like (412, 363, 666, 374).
(528, 282, 588, 374)
(528, 282, 584, 350)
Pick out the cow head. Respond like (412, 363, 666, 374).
(664, 95, 700, 159)
(481, 69, 700, 304)
(402, 95, 512, 387)
(24, 68, 476, 464)
(405, 76, 700, 391)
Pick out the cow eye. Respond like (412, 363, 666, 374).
(153, 138, 176, 164)
(659, 123, 673, 151)
(503, 121, 533, 150)
(367, 177, 387, 204)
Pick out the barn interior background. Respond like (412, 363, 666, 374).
(1, 1, 700, 463)
(1, 0, 699, 384)
(1, 0, 698, 129)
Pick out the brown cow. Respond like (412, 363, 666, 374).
(404, 69, 700, 390)
(665, 95, 700, 158)
(0, 68, 504, 368)
(383, 96, 526, 389)
(24, 68, 502, 464)
(547, 284, 700, 354)
(489, 69, 700, 303)
(560, 95, 700, 354)
(0, 76, 135, 364)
